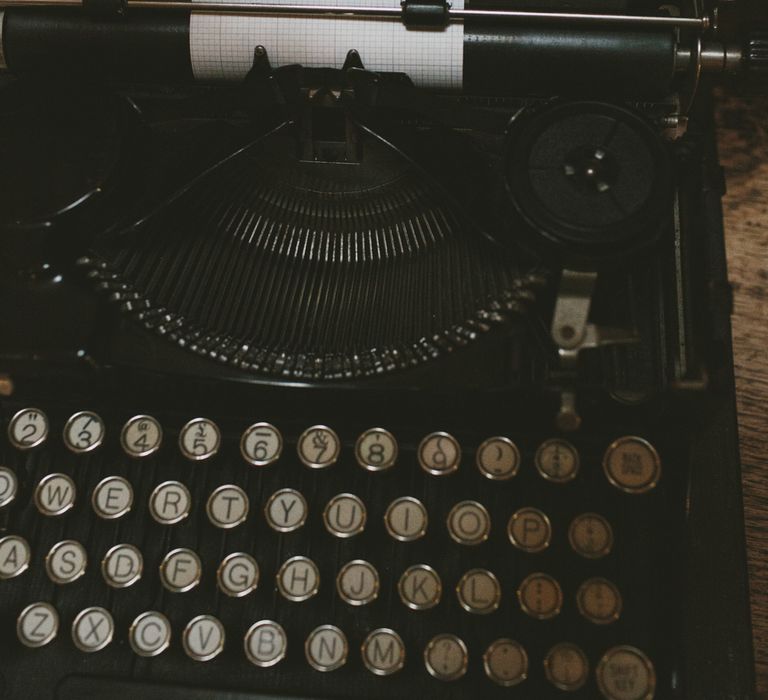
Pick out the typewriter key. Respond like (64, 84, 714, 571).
(456, 568, 501, 614)
(544, 642, 589, 691)
(508, 507, 552, 553)
(603, 436, 661, 494)
(476, 437, 520, 480)
(129, 611, 171, 658)
(63, 411, 105, 454)
(34, 473, 76, 516)
(517, 573, 563, 620)
(183, 615, 225, 662)
(149, 481, 192, 525)
(8, 407, 48, 450)
(297, 425, 340, 469)
(240, 422, 282, 467)
(0, 535, 30, 579)
(398, 564, 442, 610)
(45, 540, 87, 585)
(483, 638, 528, 687)
(0, 466, 18, 508)
(355, 428, 398, 471)
(91, 476, 133, 520)
(569, 513, 614, 559)
(178, 418, 221, 461)
(323, 493, 366, 538)
(217, 552, 259, 598)
(264, 488, 307, 532)
(596, 646, 655, 700)
(160, 548, 202, 593)
(535, 439, 580, 483)
(361, 628, 405, 676)
(245, 620, 287, 668)
(277, 556, 320, 602)
(418, 432, 460, 475)
(446, 500, 491, 546)
(577, 577, 622, 625)
(121, 415, 162, 458)
(305, 625, 348, 672)
(17, 602, 59, 648)
(206, 484, 249, 529)
(72, 607, 114, 653)
(102, 543, 143, 589)
(424, 634, 468, 681)
(336, 560, 379, 606)
(384, 496, 428, 542)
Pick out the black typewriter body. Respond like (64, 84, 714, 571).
(0, 1, 759, 697)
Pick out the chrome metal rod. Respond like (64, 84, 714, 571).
(0, 0, 710, 29)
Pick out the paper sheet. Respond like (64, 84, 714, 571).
(190, 0, 464, 89)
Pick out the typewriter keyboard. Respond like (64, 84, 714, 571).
(0, 406, 675, 700)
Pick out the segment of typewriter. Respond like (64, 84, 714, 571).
(0, 0, 761, 698)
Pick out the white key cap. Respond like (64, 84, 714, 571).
(544, 642, 590, 691)
(456, 568, 501, 614)
(72, 607, 114, 653)
(398, 564, 442, 610)
(323, 493, 366, 538)
(536, 438, 580, 483)
(297, 425, 340, 469)
(384, 496, 428, 542)
(63, 411, 105, 454)
(418, 432, 460, 475)
(178, 418, 220, 461)
(121, 415, 162, 458)
(91, 476, 133, 520)
(264, 488, 307, 532)
(446, 500, 491, 545)
(45, 540, 87, 584)
(305, 625, 348, 672)
(508, 507, 552, 553)
(102, 543, 143, 589)
(244, 620, 287, 668)
(361, 628, 405, 676)
(596, 646, 656, 700)
(183, 615, 225, 662)
(336, 560, 379, 606)
(160, 548, 202, 593)
(517, 572, 563, 620)
(476, 437, 520, 480)
(8, 407, 48, 450)
(0, 535, 30, 579)
(34, 473, 76, 516)
(424, 634, 468, 681)
(129, 611, 172, 657)
(0, 466, 18, 508)
(354, 428, 398, 471)
(217, 552, 259, 598)
(483, 638, 528, 687)
(240, 422, 282, 467)
(17, 602, 59, 648)
(276, 556, 320, 602)
(206, 484, 248, 529)
(149, 481, 191, 525)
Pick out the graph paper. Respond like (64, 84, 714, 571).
(189, 0, 464, 89)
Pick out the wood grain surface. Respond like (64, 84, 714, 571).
(716, 91, 768, 693)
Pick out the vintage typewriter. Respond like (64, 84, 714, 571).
(0, 0, 764, 697)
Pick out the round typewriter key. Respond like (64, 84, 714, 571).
(418, 432, 460, 475)
(305, 625, 348, 672)
(8, 407, 48, 450)
(206, 484, 249, 529)
(355, 428, 398, 471)
(72, 606, 114, 653)
(297, 425, 340, 469)
(277, 555, 320, 602)
(217, 552, 259, 598)
(476, 437, 520, 480)
(517, 572, 563, 620)
(183, 615, 225, 662)
(569, 512, 614, 559)
(603, 436, 661, 494)
(129, 611, 171, 658)
(596, 646, 655, 700)
(178, 417, 221, 461)
(447, 500, 491, 545)
(245, 620, 287, 668)
(149, 480, 192, 525)
(0, 535, 30, 579)
(45, 540, 87, 585)
(160, 548, 202, 593)
(121, 415, 162, 458)
(361, 628, 405, 676)
(34, 473, 76, 516)
(264, 487, 308, 532)
(240, 422, 282, 467)
(384, 496, 428, 541)
(456, 568, 501, 614)
(544, 642, 589, 691)
(17, 602, 59, 648)
(535, 439, 580, 483)
(398, 564, 442, 610)
(508, 507, 552, 553)
(92, 476, 133, 520)
(483, 638, 528, 687)
(577, 577, 622, 625)
(102, 543, 143, 589)
(63, 411, 105, 454)
(336, 559, 379, 606)
(424, 634, 468, 681)
(0, 466, 18, 508)
(323, 493, 366, 538)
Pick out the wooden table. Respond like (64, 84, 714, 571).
(717, 91, 768, 693)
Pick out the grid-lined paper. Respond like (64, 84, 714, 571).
(190, 0, 464, 89)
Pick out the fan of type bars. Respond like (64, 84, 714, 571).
(86, 124, 542, 380)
